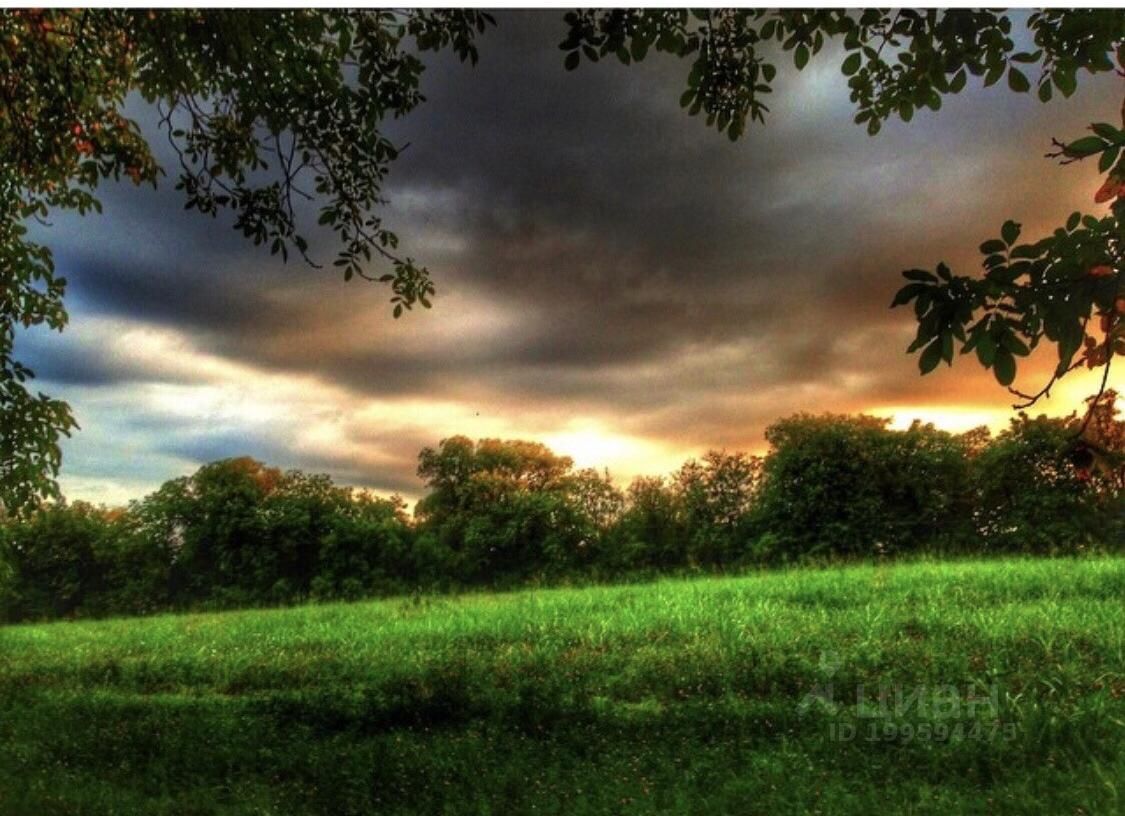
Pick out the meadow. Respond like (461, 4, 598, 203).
(1, 556, 1123, 815)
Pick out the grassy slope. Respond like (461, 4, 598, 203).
(1, 557, 1122, 815)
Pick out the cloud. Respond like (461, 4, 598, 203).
(24, 11, 1123, 506)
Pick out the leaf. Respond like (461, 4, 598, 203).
(1001, 220, 1020, 246)
(795, 44, 809, 70)
(1053, 67, 1077, 97)
(976, 333, 996, 367)
(1007, 67, 1030, 93)
(564, 51, 579, 71)
(979, 239, 1007, 255)
(841, 52, 861, 76)
(1037, 81, 1052, 103)
(891, 283, 929, 307)
(1001, 333, 1030, 357)
(1091, 122, 1123, 142)
(902, 269, 937, 283)
(1098, 145, 1120, 173)
(919, 339, 943, 374)
(1064, 136, 1107, 158)
(993, 348, 1016, 386)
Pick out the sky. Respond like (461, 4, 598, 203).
(21, 10, 1125, 507)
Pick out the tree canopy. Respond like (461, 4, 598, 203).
(3, 8, 1123, 513)
(3, 400, 1122, 622)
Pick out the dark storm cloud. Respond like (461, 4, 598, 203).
(19, 329, 146, 387)
(32, 10, 1124, 500)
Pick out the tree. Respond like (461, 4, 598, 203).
(564, 467, 625, 540)
(561, 9, 1124, 432)
(128, 455, 416, 607)
(415, 437, 591, 582)
(605, 475, 686, 572)
(0, 500, 115, 619)
(1, 9, 493, 513)
(155, 457, 280, 603)
(310, 490, 412, 600)
(971, 404, 1122, 552)
(1076, 388, 1125, 491)
(672, 450, 761, 566)
(753, 413, 974, 557)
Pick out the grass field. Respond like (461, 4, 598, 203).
(1, 557, 1123, 815)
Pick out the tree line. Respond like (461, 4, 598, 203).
(1, 399, 1122, 623)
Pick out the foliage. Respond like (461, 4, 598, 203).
(415, 437, 588, 582)
(0, 8, 493, 513)
(673, 450, 761, 566)
(146, 457, 414, 605)
(309, 491, 412, 600)
(972, 391, 1125, 552)
(1, 558, 1122, 814)
(754, 414, 976, 558)
(0, 500, 113, 619)
(4, 407, 1122, 623)
(565, 467, 625, 535)
(602, 475, 686, 572)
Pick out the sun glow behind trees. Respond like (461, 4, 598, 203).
(49, 313, 1122, 509)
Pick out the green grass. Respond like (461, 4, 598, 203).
(1, 557, 1123, 815)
